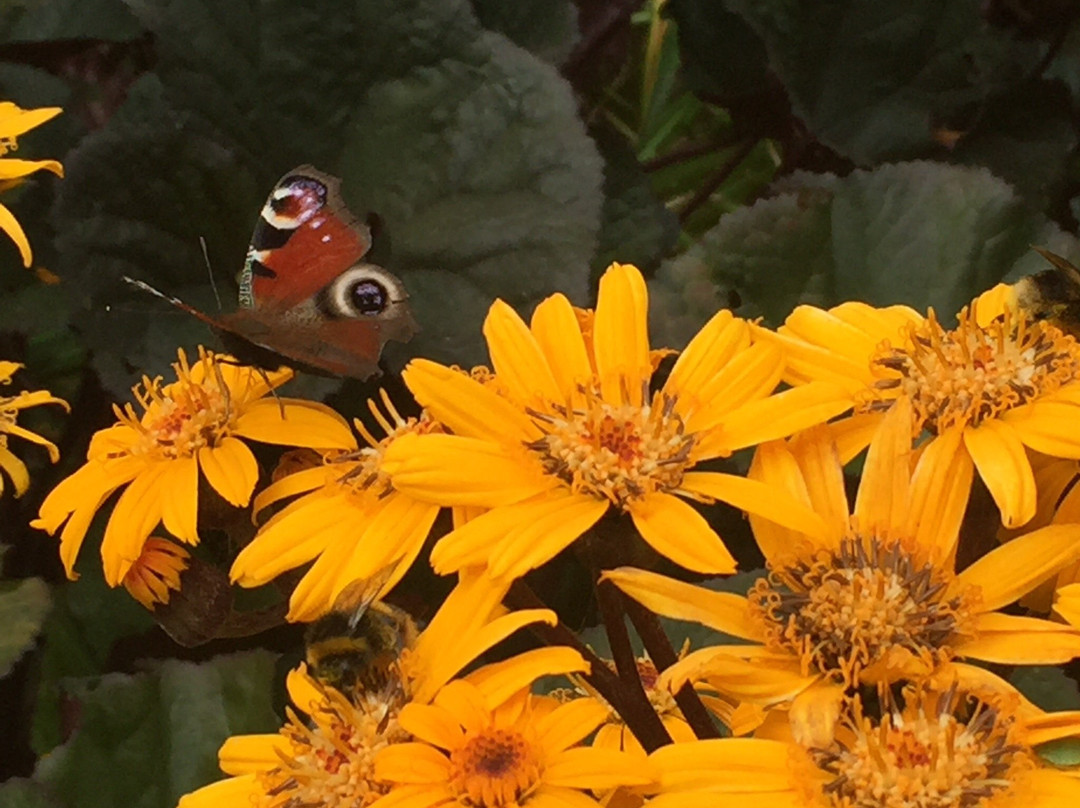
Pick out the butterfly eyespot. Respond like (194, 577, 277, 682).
(350, 280, 388, 315)
(322, 264, 405, 320)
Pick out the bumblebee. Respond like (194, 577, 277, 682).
(304, 574, 419, 700)
(1012, 246, 1080, 339)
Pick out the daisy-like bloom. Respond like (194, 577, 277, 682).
(646, 684, 1080, 808)
(178, 574, 583, 808)
(372, 674, 656, 808)
(0, 101, 62, 267)
(606, 398, 1080, 744)
(32, 347, 356, 587)
(0, 361, 68, 496)
(753, 284, 1080, 528)
(381, 263, 850, 581)
(229, 391, 444, 622)
(121, 536, 190, 610)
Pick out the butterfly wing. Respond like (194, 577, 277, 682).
(239, 165, 372, 311)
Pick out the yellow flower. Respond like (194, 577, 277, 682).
(647, 684, 1080, 808)
(606, 398, 1080, 744)
(0, 361, 67, 496)
(754, 288, 1080, 527)
(373, 678, 655, 808)
(382, 263, 850, 581)
(229, 391, 444, 622)
(178, 574, 584, 808)
(0, 101, 62, 267)
(121, 536, 189, 610)
(32, 347, 356, 587)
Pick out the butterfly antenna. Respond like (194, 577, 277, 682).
(255, 366, 285, 418)
(199, 237, 224, 311)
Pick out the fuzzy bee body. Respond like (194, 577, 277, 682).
(304, 577, 418, 701)
(1013, 247, 1080, 339)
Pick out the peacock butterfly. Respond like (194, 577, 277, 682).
(126, 165, 419, 379)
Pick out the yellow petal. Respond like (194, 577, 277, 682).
(752, 322, 871, 393)
(402, 358, 541, 442)
(593, 263, 651, 406)
(1, 421, 61, 462)
(198, 437, 259, 507)
(788, 427, 849, 540)
(627, 492, 736, 574)
(648, 737, 799, 793)
(530, 293, 592, 395)
(100, 464, 170, 585)
(954, 524, 1080, 612)
(681, 342, 785, 435)
(663, 309, 748, 405)
(384, 432, 556, 508)
(177, 775, 261, 808)
(746, 440, 820, 563)
(1054, 583, 1080, 627)
(429, 491, 605, 578)
(0, 444, 29, 496)
(955, 612, 1080, 664)
(463, 648, 587, 714)
(661, 646, 814, 704)
(0, 104, 62, 138)
(705, 381, 854, 455)
(782, 304, 886, 366)
(535, 696, 610, 751)
(484, 299, 562, 405)
(1021, 769, 1080, 805)
(217, 733, 291, 772)
(0, 158, 63, 180)
(159, 455, 199, 544)
(374, 742, 452, 782)
(906, 427, 972, 563)
(602, 567, 762, 641)
(252, 464, 331, 520)
(682, 470, 831, 544)
(962, 420, 1036, 528)
(1002, 399, 1080, 459)
(826, 412, 882, 464)
(229, 493, 350, 586)
(0, 201, 32, 267)
(853, 396, 913, 535)
(233, 399, 356, 450)
(788, 680, 845, 747)
(545, 747, 656, 789)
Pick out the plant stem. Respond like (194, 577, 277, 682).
(677, 139, 756, 224)
(622, 592, 722, 739)
(507, 579, 671, 752)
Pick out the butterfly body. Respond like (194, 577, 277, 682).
(127, 166, 418, 379)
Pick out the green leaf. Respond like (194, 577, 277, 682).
(471, 0, 579, 64)
(7, 0, 142, 41)
(667, 0, 770, 100)
(1010, 665, 1080, 712)
(590, 130, 679, 280)
(0, 577, 51, 679)
(1036, 737, 1080, 768)
(722, 0, 1044, 163)
(649, 161, 1080, 347)
(33, 652, 280, 808)
(53, 0, 603, 389)
(0, 779, 60, 808)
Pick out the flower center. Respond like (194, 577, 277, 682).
(344, 394, 441, 496)
(526, 389, 695, 507)
(865, 306, 1080, 432)
(115, 351, 236, 460)
(750, 538, 973, 685)
(449, 727, 543, 807)
(259, 688, 408, 808)
(812, 692, 1028, 808)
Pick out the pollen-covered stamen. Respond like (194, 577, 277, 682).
(811, 689, 1029, 808)
(750, 538, 973, 685)
(113, 350, 236, 460)
(864, 305, 1080, 432)
(449, 727, 544, 807)
(525, 386, 696, 507)
(259, 685, 408, 808)
(338, 391, 440, 496)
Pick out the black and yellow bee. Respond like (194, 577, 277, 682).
(304, 573, 419, 700)
(1012, 246, 1080, 339)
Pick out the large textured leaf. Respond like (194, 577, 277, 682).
(649, 161, 1080, 347)
(32, 652, 279, 808)
(51, 0, 603, 391)
(722, 0, 1043, 163)
(0, 577, 50, 679)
